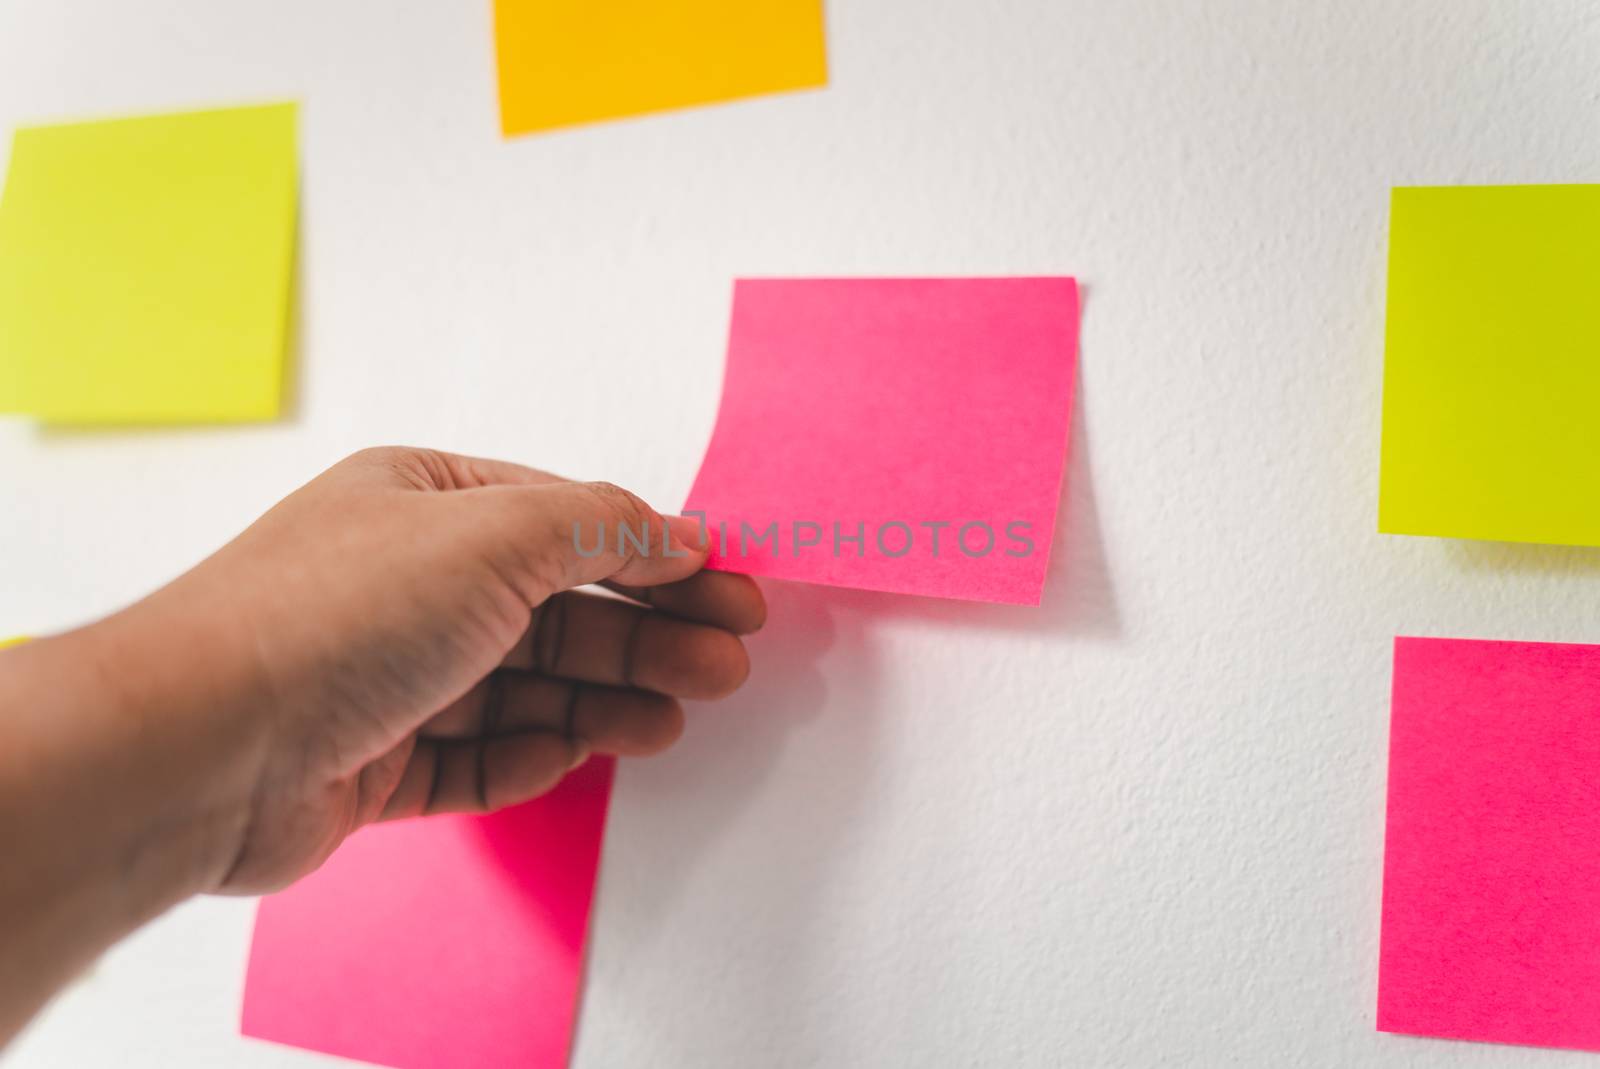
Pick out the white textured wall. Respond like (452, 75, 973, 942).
(4, 2, 1600, 1065)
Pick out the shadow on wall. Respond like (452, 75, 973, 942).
(1446, 538, 1600, 580)
(815, 364, 1120, 642)
(580, 576, 868, 1066)
(578, 344, 1120, 1062)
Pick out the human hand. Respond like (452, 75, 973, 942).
(109, 447, 762, 894)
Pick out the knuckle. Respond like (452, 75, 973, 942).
(347, 445, 408, 467)
(584, 481, 651, 529)
(350, 446, 452, 490)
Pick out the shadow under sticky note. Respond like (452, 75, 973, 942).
(0, 102, 297, 424)
(684, 277, 1079, 605)
(1380, 636, 1600, 1052)
(1379, 185, 1600, 547)
(242, 757, 614, 1069)
(492, 0, 827, 136)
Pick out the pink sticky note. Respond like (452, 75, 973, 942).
(242, 757, 614, 1069)
(684, 277, 1078, 605)
(1380, 637, 1600, 1051)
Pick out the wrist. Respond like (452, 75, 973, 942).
(2, 588, 271, 912)
(0, 616, 247, 1041)
(90, 587, 275, 895)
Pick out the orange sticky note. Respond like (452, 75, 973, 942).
(492, 0, 828, 136)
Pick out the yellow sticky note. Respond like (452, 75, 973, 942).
(1379, 185, 1600, 546)
(493, 0, 827, 136)
(0, 102, 297, 424)
(0, 637, 28, 650)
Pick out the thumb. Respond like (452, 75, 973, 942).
(479, 479, 708, 594)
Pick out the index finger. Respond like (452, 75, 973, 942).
(602, 570, 766, 635)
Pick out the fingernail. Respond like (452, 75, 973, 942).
(567, 741, 590, 770)
(666, 514, 708, 554)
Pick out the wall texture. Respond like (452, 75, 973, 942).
(4, 2, 1600, 1065)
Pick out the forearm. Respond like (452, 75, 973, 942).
(0, 592, 266, 1044)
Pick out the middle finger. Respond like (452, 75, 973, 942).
(502, 590, 750, 699)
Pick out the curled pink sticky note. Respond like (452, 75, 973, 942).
(685, 277, 1079, 605)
